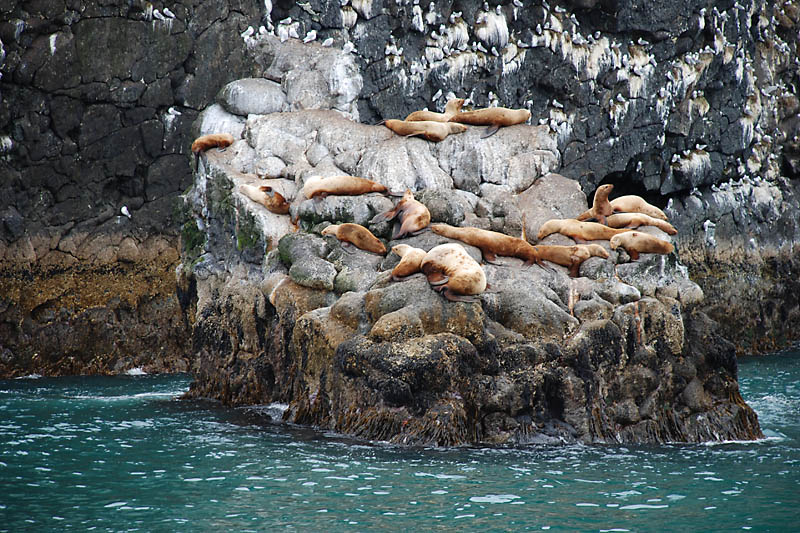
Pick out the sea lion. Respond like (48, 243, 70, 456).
(609, 195, 668, 220)
(576, 184, 614, 225)
(390, 244, 427, 280)
(383, 119, 468, 142)
(405, 98, 465, 122)
(606, 213, 678, 235)
(191, 133, 235, 155)
(421, 243, 487, 302)
(534, 244, 610, 277)
(322, 223, 387, 254)
(301, 175, 389, 200)
(536, 219, 632, 242)
(610, 231, 674, 260)
(430, 223, 543, 266)
(239, 184, 290, 214)
(449, 106, 531, 137)
(370, 189, 431, 239)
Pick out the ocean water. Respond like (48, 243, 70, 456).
(1, 349, 798, 532)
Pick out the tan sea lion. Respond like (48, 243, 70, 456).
(301, 175, 389, 200)
(370, 189, 431, 239)
(405, 98, 466, 122)
(610, 231, 674, 260)
(578, 243, 611, 259)
(239, 184, 290, 214)
(431, 223, 543, 266)
(191, 133, 235, 155)
(383, 119, 468, 142)
(421, 243, 487, 302)
(576, 184, 614, 225)
(609, 195, 668, 220)
(322, 223, 387, 254)
(449, 106, 531, 137)
(390, 244, 427, 280)
(534, 244, 610, 277)
(606, 213, 677, 235)
(536, 219, 632, 242)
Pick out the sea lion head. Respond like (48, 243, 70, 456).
(447, 123, 469, 134)
(321, 224, 340, 237)
(392, 243, 413, 257)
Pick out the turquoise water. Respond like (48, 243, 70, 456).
(1, 349, 798, 532)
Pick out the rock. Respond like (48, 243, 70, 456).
(217, 78, 287, 116)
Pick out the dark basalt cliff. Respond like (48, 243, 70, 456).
(1, 0, 798, 381)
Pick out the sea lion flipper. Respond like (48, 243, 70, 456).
(482, 250, 499, 264)
(341, 242, 357, 254)
(481, 125, 500, 138)
(442, 288, 480, 303)
(426, 272, 449, 286)
(370, 209, 396, 224)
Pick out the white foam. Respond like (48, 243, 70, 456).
(125, 368, 147, 376)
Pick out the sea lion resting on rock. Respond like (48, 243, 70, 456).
(537, 219, 632, 242)
(431, 223, 543, 266)
(191, 133, 235, 155)
(383, 119, 468, 142)
(191, 133, 235, 168)
(390, 244, 427, 280)
(370, 189, 431, 239)
(239, 184, 290, 215)
(322, 223, 386, 254)
(606, 213, 677, 235)
(421, 243, 487, 302)
(609, 195, 668, 220)
(301, 175, 390, 200)
(449, 106, 531, 137)
(535, 244, 610, 277)
(576, 184, 614, 225)
(405, 98, 465, 122)
(610, 231, 674, 260)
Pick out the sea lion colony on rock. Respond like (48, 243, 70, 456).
(193, 110, 677, 299)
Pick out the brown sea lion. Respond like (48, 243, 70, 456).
(535, 244, 610, 277)
(576, 184, 614, 225)
(606, 213, 677, 235)
(609, 195, 668, 220)
(578, 243, 611, 259)
(430, 223, 543, 266)
(322, 223, 387, 254)
(239, 184, 291, 215)
(370, 189, 431, 239)
(191, 133, 235, 155)
(405, 98, 465, 122)
(421, 243, 487, 302)
(390, 244, 427, 280)
(449, 106, 531, 137)
(383, 119, 468, 142)
(301, 175, 389, 200)
(610, 231, 674, 260)
(536, 219, 632, 242)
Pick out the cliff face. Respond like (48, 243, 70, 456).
(0, 1, 266, 375)
(1, 0, 799, 377)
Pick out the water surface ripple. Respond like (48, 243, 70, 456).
(1, 349, 798, 531)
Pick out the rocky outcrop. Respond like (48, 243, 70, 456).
(179, 96, 762, 445)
